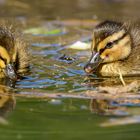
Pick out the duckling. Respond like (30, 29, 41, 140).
(84, 20, 140, 76)
(0, 25, 29, 80)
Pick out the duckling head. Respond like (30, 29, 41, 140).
(0, 45, 17, 80)
(84, 20, 132, 74)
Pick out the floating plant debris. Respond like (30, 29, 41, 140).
(69, 41, 91, 50)
(24, 27, 66, 36)
(58, 54, 76, 64)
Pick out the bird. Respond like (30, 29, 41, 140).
(84, 20, 140, 77)
(0, 24, 29, 80)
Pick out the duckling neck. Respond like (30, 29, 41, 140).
(100, 60, 132, 76)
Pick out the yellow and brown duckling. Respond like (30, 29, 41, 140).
(84, 20, 140, 76)
(0, 25, 29, 80)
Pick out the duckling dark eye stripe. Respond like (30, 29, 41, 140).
(112, 32, 127, 44)
(99, 47, 106, 54)
(0, 56, 7, 64)
(99, 32, 127, 55)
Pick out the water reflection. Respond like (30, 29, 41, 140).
(0, 85, 15, 119)
(90, 99, 128, 116)
(0, 0, 140, 139)
(88, 98, 140, 127)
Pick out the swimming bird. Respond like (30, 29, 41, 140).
(84, 20, 140, 76)
(0, 25, 29, 80)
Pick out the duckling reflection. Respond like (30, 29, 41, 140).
(90, 99, 128, 116)
(85, 20, 140, 76)
(84, 75, 138, 87)
(0, 85, 15, 118)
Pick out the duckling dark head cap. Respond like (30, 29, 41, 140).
(94, 20, 124, 43)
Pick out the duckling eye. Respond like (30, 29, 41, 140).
(105, 42, 113, 49)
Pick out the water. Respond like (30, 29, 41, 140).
(0, 0, 140, 140)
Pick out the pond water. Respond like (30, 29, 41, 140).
(0, 0, 140, 140)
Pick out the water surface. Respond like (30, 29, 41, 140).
(0, 0, 140, 140)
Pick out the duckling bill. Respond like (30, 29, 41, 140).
(84, 20, 140, 76)
(5, 64, 17, 80)
(0, 25, 29, 80)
